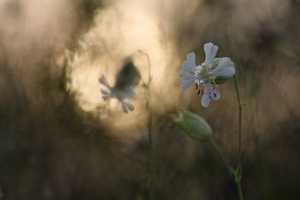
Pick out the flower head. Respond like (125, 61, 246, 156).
(99, 60, 141, 113)
(179, 42, 235, 107)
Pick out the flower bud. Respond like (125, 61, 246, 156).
(211, 58, 235, 84)
(174, 110, 212, 142)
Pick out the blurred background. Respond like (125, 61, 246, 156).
(1, 0, 300, 199)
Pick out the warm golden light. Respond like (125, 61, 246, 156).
(65, 1, 185, 134)
(1, 0, 300, 198)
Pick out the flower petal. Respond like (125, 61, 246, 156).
(102, 96, 111, 101)
(180, 79, 195, 91)
(204, 83, 213, 91)
(101, 89, 112, 101)
(179, 69, 193, 79)
(213, 57, 232, 73)
(121, 103, 129, 113)
(214, 67, 235, 77)
(99, 75, 111, 89)
(121, 101, 134, 113)
(186, 52, 196, 66)
(211, 88, 221, 101)
(204, 43, 218, 66)
(182, 52, 197, 71)
(101, 89, 110, 96)
(201, 93, 211, 108)
(201, 83, 220, 106)
(126, 102, 135, 111)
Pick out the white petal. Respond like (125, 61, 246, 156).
(211, 89, 221, 101)
(214, 67, 235, 77)
(102, 96, 110, 101)
(99, 75, 111, 88)
(204, 43, 218, 66)
(101, 89, 112, 101)
(180, 79, 195, 91)
(201, 93, 211, 108)
(213, 57, 232, 73)
(182, 52, 197, 71)
(203, 83, 213, 92)
(126, 102, 135, 111)
(121, 103, 129, 113)
(187, 52, 196, 66)
(179, 70, 193, 79)
(101, 89, 110, 96)
(121, 101, 134, 113)
(182, 60, 195, 72)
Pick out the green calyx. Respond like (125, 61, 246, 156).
(174, 110, 212, 142)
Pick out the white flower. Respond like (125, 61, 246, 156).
(179, 42, 235, 107)
(99, 60, 141, 113)
(99, 75, 135, 113)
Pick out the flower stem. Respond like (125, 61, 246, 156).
(146, 87, 155, 200)
(233, 75, 244, 200)
(142, 51, 155, 200)
(236, 179, 244, 200)
(208, 138, 234, 176)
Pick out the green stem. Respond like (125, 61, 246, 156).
(233, 75, 244, 200)
(236, 180, 244, 200)
(233, 75, 242, 168)
(146, 88, 155, 200)
(209, 137, 244, 200)
(142, 51, 155, 200)
(208, 138, 234, 176)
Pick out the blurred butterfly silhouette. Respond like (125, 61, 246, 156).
(99, 58, 141, 113)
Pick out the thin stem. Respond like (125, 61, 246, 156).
(236, 180, 244, 200)
(209, 135, 244, 200)
(233, 75, 244, 200)
(208, 138, 234, 176)
(146, 87, 155, 200)
(141, 51, 155, 200)
(234, 75, 242, 168)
